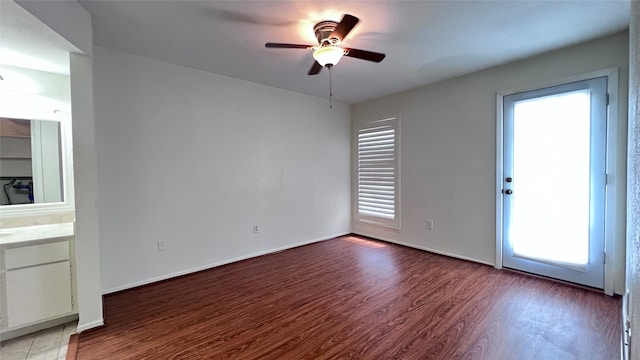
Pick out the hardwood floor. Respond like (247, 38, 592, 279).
(67, 334, 79, 360)
(76, 235, 620, 359)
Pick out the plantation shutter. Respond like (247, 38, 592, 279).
(356, 117, 399, 228)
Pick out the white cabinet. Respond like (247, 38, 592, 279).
(0, 223, 76, 336)
(4, 241, 72, 328)
(5, 240, 70, 268)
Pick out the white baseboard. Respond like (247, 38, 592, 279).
(102, 232, 351, 295)
(353, 231, 495, 267)
(76, 318, 104, 333)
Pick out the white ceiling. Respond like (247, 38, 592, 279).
(4, 1, 631, 104)
(0, 0, 78, 75)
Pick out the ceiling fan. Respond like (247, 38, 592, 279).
(265, 14, 386, 75)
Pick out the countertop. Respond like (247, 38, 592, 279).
(0, 223, 74, 245)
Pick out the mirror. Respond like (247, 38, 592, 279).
(0, 117, 63, 206)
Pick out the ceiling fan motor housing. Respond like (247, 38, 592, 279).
(314, 20, 340, 45)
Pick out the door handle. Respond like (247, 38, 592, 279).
(505, 177, 513, 183)
(503, 189, 513, 195)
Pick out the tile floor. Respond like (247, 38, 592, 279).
(0, 321, 76, 360)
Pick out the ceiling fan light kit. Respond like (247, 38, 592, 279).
(313, 46, 344, 67)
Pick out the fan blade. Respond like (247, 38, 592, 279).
(330, 14, 359, 41)
(265, 42, 313, 49)
(308, 61, 323, 75)
(344, 48, 386, 63)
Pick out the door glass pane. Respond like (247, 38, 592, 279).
(510, 90, 590, 266)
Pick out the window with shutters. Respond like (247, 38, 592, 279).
(355, 117, 399, 229)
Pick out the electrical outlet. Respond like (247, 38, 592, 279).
(426, 219, 434, 231)
(157, 241, 166, 252)
(253, 225, 259, 234)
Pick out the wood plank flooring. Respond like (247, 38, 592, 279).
(76, 235, 620, 359)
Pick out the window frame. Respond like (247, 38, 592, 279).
(354, 116, 400, 229)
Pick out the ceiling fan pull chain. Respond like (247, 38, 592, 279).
(329, 65, 333, 109)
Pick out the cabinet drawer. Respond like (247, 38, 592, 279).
(4, 240, 69, 269)
(6, 261, 72, 327)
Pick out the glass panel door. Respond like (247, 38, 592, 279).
(502, 77, 607, 288)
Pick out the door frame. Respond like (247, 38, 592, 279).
(495, 68, 620, 295)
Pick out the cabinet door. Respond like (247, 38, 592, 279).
(5, 261, 72, 328)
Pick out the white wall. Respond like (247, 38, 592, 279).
(625, 2, 639, 359)
(93, 47, 351, 293)
(70, 52, 104, 332)
(353, 32, 629, 294)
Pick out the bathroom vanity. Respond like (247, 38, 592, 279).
(0, 223, 77, 339)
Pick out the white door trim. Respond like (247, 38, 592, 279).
(495, 68, 619, 295)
